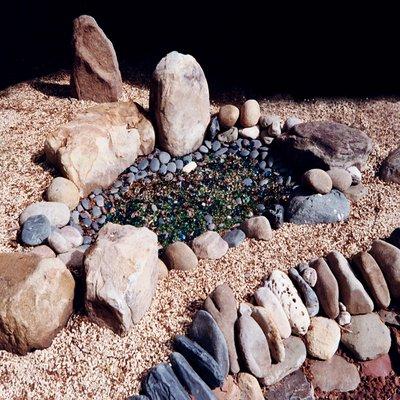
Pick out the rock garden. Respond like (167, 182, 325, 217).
(1, 14, 400, 400)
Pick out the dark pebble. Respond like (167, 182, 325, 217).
(276, 176, 284, 185)
(138, 159, 149, 170)
(150, 158, 160, 172)
(259, 161, 267, 170)
(260, 151, 268, 160)
(80, 211, 91, 219)
(194, 152, 203, 161)
(81, 198, 91, 210)
(159, 151, 171, 164)
(260, 178, 269, 186)
(83, 236, 92, 245)
(183, 155, 193, 163)
(223, 229, 246, 248)
(95, 195, 105, 207)
(240, 149, 250, 157)
(250, 150, 259, 159)
(113, 180, 122, 188)
(110, 188, 118, 194)
(167, 162, 177, 173)
(256, 204, 266, 213)
(199, 145, 209, 154)
(92, 206, 102, 218)
(204, 140, 212, 149)
(175, 159, 184, 170)
(242, 139, 250, 147)
(212, 141, 221, 152)
(264, 168, 272, 176)
(243, 178, 253, 187)
(21, 215, 51, 246)
(215, 147, 228, 157)
(129, 166, 139, 174)
(91, 222, 100, 231)
(252, 139, 262, 149)
(159, 164, 168, 175)
(97, 215, 107, 225)
(82, 218, 92, 227)
(136, 171, 148, 180)
(209, 116, 220, 139)
(267, 157, 274, 168)
(267, 204, 285, 229)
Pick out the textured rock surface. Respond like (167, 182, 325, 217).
(237, 372, 263, 400)
(21, 215, 51, 246)
(188, 310, 229, 378)
(310, 355, 360, 392)
(287, 190, 350, 224)
(352, 251, 391, 309)
(20, 201, 70, 228)
(212, 375, 241, 400)
(219, 105, 239, 128)
(341, 313, 391, 360)
(70, 15, 122, 102)
(310, 258, 339, 319)
(240, 216, 272, 241)
(278, 121, 373, 170)
(265, 370, 314, 400)
(0, 253, 75, 354)
(46, 177, 80, 210)
(379, 146, 400, 183)
(265, 270, 310, 335)
(85, 223, 158, 334)
(150, 51, 210, 156)
(305, 317, 340, 360)
(370, 239, 400, 300)
(237, 315, 271, 378)
(259, 336, 307, 386)
(204, 284, 239, 374)
(163, 241, 198, 271)
(302, 169, 332, 194)
(326, 250, 373, 314)
(253, 286, 291, 339)
(192, 231, 229, 260)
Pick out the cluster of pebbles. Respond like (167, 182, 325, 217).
(129, 228, 400, 399)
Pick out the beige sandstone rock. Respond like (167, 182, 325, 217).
(237, 372, 263, 400)
(163, 241, 198, 271)
(0, 253, 75, 354)
(240, 100, 260, 127)
(46, 177, 80, 210)
(84, 223, 159, 334)
(20, 201, 70, 228)
(219, 105, 240, 128)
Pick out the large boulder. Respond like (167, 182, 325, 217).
(44, 112, 140, 197)
(276, 121, 373, 171)
(0, 253, 75, 355)
(84, 223, 159, 334)
(379, 146, 400, 184)
(150, 51, 210, 156)
(70, 15, 122, 102)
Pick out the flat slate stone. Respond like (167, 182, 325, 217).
(310, 258, 339, 319)
(237, 315, 271, 378)
(310, 355, 360, 392)
(188, 310, 229, 378)
(265, 370, 314, 400)
(174, 335, 224, 389)
(277, 121, 373, 171)
(170, 352, 215, 400)
(341, 313, 391, 360)
(287, 190, 350, 225)
(142, 363, 190, 400)
(326, 251, 373, 315)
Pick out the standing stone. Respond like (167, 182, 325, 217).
(310, 258, 339, 319)
(21, 215, 51, 246)
(305, 317, 340, 360)
(85, 223, 159, 334)
(192, 231, 229, 260)
(326, 251, 374, 314)
(188, 310, 229, 378)
(237, 315, 271, 378)
(150, 51, 210, 157)
(265, 270, 310, 335)
(310, 355, 360, 392)
(370, 239, 400, 300)
(71, 15, 122, 102)
(352, 251, 391, 309)
(253, 286, 291, 339)
(237, 373, 263, 400)
(0, 253, 75, 355)
(265, 370, 314, 400)
(240, 100, 260, 128)
(341, 313, 391, 360)
(163, 241, 198, 271)
(204, 284, 240, 374)
(379, 146, 400, 183)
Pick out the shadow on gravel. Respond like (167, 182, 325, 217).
(30, 79, 71, 98)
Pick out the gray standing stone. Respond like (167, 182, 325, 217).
(288, 268, 319, 317)
(287, 190, 350, 224)
(188, 310, 229, 378)
(21, 215, 51, 246)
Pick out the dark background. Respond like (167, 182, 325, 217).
(0, 1, 399, 98)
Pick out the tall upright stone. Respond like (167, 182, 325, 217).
(150, 51, 210, 156)
(71, 15, 122, 102)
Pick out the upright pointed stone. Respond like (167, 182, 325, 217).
(71, 15, 122, 102)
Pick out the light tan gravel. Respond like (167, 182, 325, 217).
(1, 71, 400, 399)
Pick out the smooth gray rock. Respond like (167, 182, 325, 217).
(21, 215, 51, 246)
(188, 310, 229, 378)
(287, 190, 350, 224)
(288, 268, 319, 317)
(170, 352, 216, 400)
(222, 229, 246, 248)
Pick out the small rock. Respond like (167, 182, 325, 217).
(219, 105, 240, 128)
(265, 270, 310, 335)
(240, 216, 272, 241)
(237, 315, 271, 378)
(346, 165, 362, 184)
(301, 267, 317, 287)
(283, 116, 302, 131)
(163, 241, 198, 271)
(302, 169, 333, 194)
(218, 127, 239, 143)
(182, 161, 197, 173)
(192, 231, 229, 260)
(268, 120, 281, 138)
(327, 168, 352, 192)
(149, 158, 160, 172)
(209, 116, 220, 139)
(379, 146, 400, 183)
(253, 286, 291, 339)
(223, 229, 246, 248)
(259, 336, 307, 386)
(305, 317, 340, 360)
(212, 375, 241, 400)
(378, 309, 400, 327)
(188, 310, 229, 378)
(259, 115, 280, 129)
(310, 355, 360, 392)
(20, 201, 70, 228)
(237, 373, 263, 400)
(174, 335, 224, 389)
(341, 313, 391, 360)
(240, 126, 260, 140)
(48, 226, 83, 254)
(360, 354, 392, 378)
(266, 204, 285, 229)
(240, 99, 260, 128)
(159, 151, 171, 164)
(30, 245, 56, 259)
(265, 370, 314, 400)
(21, 215, 51, 246)
(337, 311, 351, 326)
(343, 182, 368, 202)
(46, 177, 80, 210)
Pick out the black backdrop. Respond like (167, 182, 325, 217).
(1, 1, 399, 97)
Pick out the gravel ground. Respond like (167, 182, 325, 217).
(1, 71, 400, 399)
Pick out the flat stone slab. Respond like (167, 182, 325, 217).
(265, 370, 314, 400)
(310, 355, 360, 392)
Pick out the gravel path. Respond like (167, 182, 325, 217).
(1, 72, 400, 399)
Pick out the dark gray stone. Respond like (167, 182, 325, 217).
(243, 178, 253, 187)
(159, 164, 167, 175)
(94, 195, 104, 207)
(174, 335, 224, 389)
(170, 352, 215, 400)
(21, 214, 51, 246)
(199, 145, 209, 154)
(209, 116, 220, 139)
(175, 159, 184, 170)
(138, 159, 149, 170)
(167, 162, 177, 173)
(194, 151, 203, 161)
(288, 268, 319, 317)
(286, 190, 350, 224)
(266, 204, 285, 229)
(188, 310, 229, 377)
(127, 396, 149, 400)
(136, 171, 148, 179)
(223, 229, 246, 248)
(214, 147, 228, 157)
(240, 149, 250, 157)
(92, 206, 102, 218)
(183, 155, 193, 163)
(250, 150, 259, 159)
(142, 363, 189, 400)
(150, 158, 161, 172)
(212, 141, 221, 152)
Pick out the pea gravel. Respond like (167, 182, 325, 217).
(1, 71, 400, 399)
